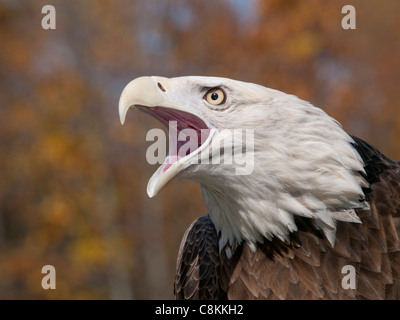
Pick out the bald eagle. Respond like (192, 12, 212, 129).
(119, 76, 400, 299)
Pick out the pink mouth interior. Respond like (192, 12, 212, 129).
(137, 106, 210, 172)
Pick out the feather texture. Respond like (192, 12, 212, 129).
(174, 137, 400, 299)
(119, 76, 400, 299)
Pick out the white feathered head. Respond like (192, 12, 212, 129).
(119, 76, 368, 252)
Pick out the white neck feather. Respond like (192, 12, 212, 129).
(184, 90, 368, 255)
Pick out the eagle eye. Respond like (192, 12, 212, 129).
(204, 88, 226, 106)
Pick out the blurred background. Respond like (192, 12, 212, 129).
(0, 0, 399, 299)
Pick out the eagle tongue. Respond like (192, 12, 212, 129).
(163, 122, 200, 173)
(163, 123, 179, 173)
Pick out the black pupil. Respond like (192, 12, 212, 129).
(211, 92, 219, 100)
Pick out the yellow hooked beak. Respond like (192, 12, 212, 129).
(119, 76, 215, 197)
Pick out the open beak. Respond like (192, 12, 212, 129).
(119, 76, 215, 197)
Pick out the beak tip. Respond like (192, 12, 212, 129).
(118, 99, 129, 125)
(147, 189, 155, 198)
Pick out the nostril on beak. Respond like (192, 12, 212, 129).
(157, 82, 166, 92)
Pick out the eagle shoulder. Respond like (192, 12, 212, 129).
(349, 136, 400, 298)
(174, 136, 400, 300)
(174, 216, 225, 300)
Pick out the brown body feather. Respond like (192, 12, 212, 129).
(174, 136, 400, 299)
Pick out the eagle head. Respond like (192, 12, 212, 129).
(119, 76, 368, 253)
